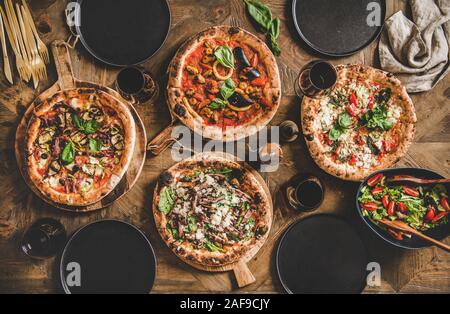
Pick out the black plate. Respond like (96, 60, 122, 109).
(292, 0, 386, 57)
(60, 220, 156, 294)
(75, 0, 171, 66)
(356, 168, 450, 250)
(276, 215, 368, 294)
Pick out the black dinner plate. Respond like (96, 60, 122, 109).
(60, 220, 156, 294)
(292, 0, 386, 57)
(356, 168, 450, 250)
(75, 0, 171, 66)
(276, 215, 368, 294)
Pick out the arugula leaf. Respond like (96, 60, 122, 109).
(214, 45, 235, 69)
(329, 127, 342, 141)
(209, 98, 228, 110)
(375, 88, 392, 105)
(89, 138, 102, 153)
(167, 221, 179, 240)
(220, 78, 235, 100)
(188, 215, 197, 233)
(362, 105, 394, 131)
(61, 141, 76, 164)
(203, 238, 226, 253)
(244, 0, 272, 31)
(158, 186, 175, 214)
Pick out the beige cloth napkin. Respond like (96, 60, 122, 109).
(379, 0, 450, 93)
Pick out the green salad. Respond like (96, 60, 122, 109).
(359, 173, 449, 240)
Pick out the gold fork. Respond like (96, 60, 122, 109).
(5, 0, 31, 82)
(15, 2, 37, 86)
(21, 0, 49, 64)
(0, 4, 26, 81)
(0, 7, 13, 84)
(20, 4, 46, 85)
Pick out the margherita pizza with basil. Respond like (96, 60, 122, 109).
(302, 65, 416, 181)
(153, 153, 272, 267)
(26, 89, 136, 206)
(167, 26, 281, 141)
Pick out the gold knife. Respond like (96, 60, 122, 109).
(0, 9, 13, 84)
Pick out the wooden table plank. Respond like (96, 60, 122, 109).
(0, 0, 448, 294)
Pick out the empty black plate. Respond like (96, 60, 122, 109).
(276, 215, 368, 294)
(75, 0, 171, 66)
(60, 220, 156, 294)
(292, 0, 386, 57)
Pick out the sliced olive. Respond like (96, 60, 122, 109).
(228, 92, 254, 108)
(59, 179, 65, 186)
(110, 127, 120, 135)
(244, 67, 260, 81)
(233, 47, 251, 68)
(41, 153, 49, 160)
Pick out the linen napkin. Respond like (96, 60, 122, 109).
(379, 0, 450, 93)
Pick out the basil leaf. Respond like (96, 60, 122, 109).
(158, 186, 175, 214)
(329, 128, 342, 141)
(338, 112, 352, 129)
(72, 114, 83, 130)
(188, 215, 197, 232)
(83, 120, 100, 134)
(214, 45, 235, 69)
(269, 17, 280, 39)
(209, 98, 228, 110)
(89, 138, 102, 153)
(61, 141, 76, 164)
(362, 105, 393, 131)
(220, 79, 235, 100)
(244, 0, 272, 32)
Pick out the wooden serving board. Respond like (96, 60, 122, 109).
(153, 152, 273, 288)
(14, 40, 147, 212)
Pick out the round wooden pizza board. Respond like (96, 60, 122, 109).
(15, 40, 147, 212)
(152, 152, 273, 288)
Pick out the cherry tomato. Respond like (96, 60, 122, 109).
(368, 96, 374, 109)
(382, 195, 390, 208)
(431, 211, 449, 223)
(387, 201, 396, 216)
(346, 103, 359, 117)
(397, 202, 407, 212)
(349, 154, 357, 166)
(441, 197, 450, 211)
(361, 202, 378, 211)
(349, 93, 358, 107)
(424, 206, 436, 222)
(403, 186, 419, 197)
(372, 187, 383, 196)
(367, 173, 384, 187)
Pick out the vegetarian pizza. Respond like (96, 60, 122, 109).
(167, 26, 281, 141)
(26, 89, 136, 206)
(302, 65, 416, 181)
(153, 153, 272, 267)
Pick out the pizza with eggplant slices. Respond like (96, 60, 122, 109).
(302, 65, 417, 181)
(26, 89, 136, 206)
(153, 153, 272, 267)
(167, 26, 281, 141)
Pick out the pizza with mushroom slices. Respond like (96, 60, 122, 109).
(167, 26, 281, 141)
(302, 65, 416, 182)
(153, 153, 272, 267)
(26, 89, 136, 206)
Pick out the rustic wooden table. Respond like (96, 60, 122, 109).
(0, 0, 449, 294)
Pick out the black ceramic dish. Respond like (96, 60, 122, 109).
(356, 168, 450, 250)
(292, 0, 386, 57)
(74, 0, 171, 66)
(276, 214, 368, 294)
(60, 220, 156, 294)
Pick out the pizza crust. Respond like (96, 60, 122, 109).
(25, 89, 136, 206)
(302, 64, 417, 182)
(152, 152, 272, 267)
(167, 26, 281, 142)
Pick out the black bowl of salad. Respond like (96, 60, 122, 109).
(356, 168, 450, 249)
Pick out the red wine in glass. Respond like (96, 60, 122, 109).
(115, 66, 159, 105)
(21, 218, 67, 259)
(295, 60, 337, 98)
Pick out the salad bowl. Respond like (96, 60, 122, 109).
(356, 168, 450, 250)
